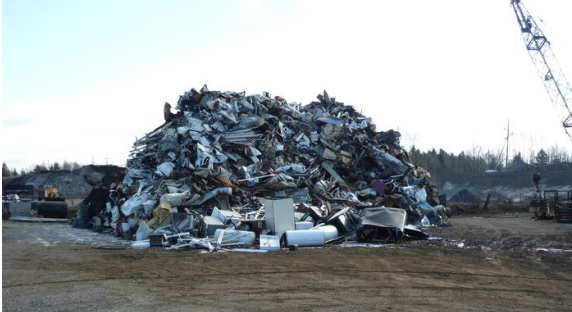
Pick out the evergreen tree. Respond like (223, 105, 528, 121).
(34, 164, 47, 173)
(512, 152, 524, 164)
(2, 162, 11, 177)
(536, 149, 549, 165)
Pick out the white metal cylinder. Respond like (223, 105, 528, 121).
(310, 225, 339, 241)
(285, 230, 325, 247)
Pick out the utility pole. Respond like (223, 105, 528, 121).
(505, 120, 512, 168)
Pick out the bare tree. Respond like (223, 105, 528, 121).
(62, 161, 72, 170)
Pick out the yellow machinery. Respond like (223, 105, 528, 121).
(37, 186, 65, 202)
(529, 193, 551, 220)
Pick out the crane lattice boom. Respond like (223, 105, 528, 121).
(511, 0, 572, 142)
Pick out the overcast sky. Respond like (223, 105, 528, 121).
(3, 0, 572, 171)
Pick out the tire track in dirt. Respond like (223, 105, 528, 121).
(330, 269, 572, 282)
(4, 268, 571, 288)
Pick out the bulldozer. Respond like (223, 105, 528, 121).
(37, 185, 65, 202)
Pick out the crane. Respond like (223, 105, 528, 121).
(510, 0, 572, 142)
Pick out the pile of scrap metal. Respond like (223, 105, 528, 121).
(89, 85, 450, 251)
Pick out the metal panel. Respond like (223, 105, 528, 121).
(198, 216, 225, 237)
(9, 202, 31, 217)
(295, 221, 314, 230)
(259, 234, 280, 250)
(263, 197, 295, 238)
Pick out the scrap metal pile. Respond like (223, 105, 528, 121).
(92, 85, 449, 251)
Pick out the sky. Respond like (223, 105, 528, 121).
(3, 0, 572, 172)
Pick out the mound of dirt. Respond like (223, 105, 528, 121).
(4, 165, 125, 197)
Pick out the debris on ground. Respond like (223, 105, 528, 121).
(4, 192, 69, 221)
(73, 85, 451, 251)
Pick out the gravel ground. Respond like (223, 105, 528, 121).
(3, 214, 572, 311)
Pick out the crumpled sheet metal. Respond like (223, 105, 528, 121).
(99, 85, 451, 247)
(357, 207, 407, 243)
(359, 207, 406, 231)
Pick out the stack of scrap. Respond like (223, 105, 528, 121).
(91, 85, 450, 250)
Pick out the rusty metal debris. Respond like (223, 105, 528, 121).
(80, 85, 451, 250)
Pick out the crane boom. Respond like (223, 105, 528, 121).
(510, 0, 572, 142)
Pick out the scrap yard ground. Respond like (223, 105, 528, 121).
(2, 214, 571, 311)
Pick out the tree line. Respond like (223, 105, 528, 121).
(408, 145, 572, 175)
(2, 161, 83, 178)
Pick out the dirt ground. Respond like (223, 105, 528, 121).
(3, 214, 572, 312)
